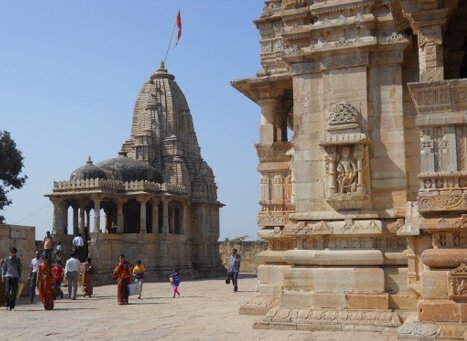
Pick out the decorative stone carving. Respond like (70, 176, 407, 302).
(257, 212, 288, 226)
(328, 101, 360, 130)
(290, 61, 320, 75)
(386, 219, 405, 233)
(258, 307, 401, 328)
(336, 146, 357, 193)
(449, 263, 467, 300)
(418, 194, 467, 213)
(282, 219, 382, 236)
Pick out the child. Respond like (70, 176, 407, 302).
(132, 260, 145, 299)
(51, 263, 64, 299)
(169, 269, 181, 298)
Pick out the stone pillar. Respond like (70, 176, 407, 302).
(92, 197, 101, 233)
(73, 207, 79, 235)
(418, 25, 444, 82)
(138, 196, 150, 234)
(61, 203, 68, 235)
(259, 98, 278, 145)
(151, 199, 159, 233)
(162, 197, 170, 233)
(181, 202, 188, 235)
(51, 198, 65, 235)
(85, 208, 91, 231)
(79, 206, 86, 235)
(116, 198, 126, 233)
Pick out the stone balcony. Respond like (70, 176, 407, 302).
(408, 78, 467, 127)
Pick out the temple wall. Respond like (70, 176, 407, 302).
(0, 224, 36, 295)
(219, 240, 268, 273)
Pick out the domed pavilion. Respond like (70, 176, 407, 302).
(46, 62, 224, 283)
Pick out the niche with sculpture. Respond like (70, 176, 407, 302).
(320, 101, 370, 210)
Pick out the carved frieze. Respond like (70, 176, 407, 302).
(370, 50, 404, 66)
(264, 307, 401, 328)
(420, 215, 467, 231)
(386, 219, 405, 234)
(448, 263, 467, 300)
(321, 53, 368, 70)
(282, 219, 382, 236)
(258, 211, 289, 226)
(418, 193, 467, 213)
(290, 61, 320, 75)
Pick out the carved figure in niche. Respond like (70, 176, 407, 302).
(336, 146, 357, 193)
(457, 280, 467, 296)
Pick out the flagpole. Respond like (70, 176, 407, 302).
(163, 21, 177, 65)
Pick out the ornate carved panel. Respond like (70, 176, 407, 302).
(449, 263, 467, 300)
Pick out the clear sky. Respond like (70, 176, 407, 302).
(0, 1, 264, 241)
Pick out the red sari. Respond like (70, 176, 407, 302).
(112, 261, 132, 305)
(37, 262, 54, 310)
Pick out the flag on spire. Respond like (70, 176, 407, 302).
(175, 10, 182, 46)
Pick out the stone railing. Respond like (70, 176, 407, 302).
(53, 178, 125, 192)
(124, 180, 161, 192)
(418, 171, 467, 213)
(161, 183, 187, 194)
(419, 171, 467, 191)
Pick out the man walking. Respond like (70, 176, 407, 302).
(64, 253, 80, 300)
(42, 231, 53, 260)
(72, 233, 84, 261)
(229, 248, 241, 292)
(1, 247, 22, 310)
(28, 251, 42, 304)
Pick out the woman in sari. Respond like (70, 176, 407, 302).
(82, 257, 95, 297)
(112, 254, 132, 305)
(36, 255, 54, 310)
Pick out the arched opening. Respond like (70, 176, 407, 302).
(123, 199, 140, 233)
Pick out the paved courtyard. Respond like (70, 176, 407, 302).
(1, 275, 397, 340)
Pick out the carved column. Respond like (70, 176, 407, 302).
(73, 207, 79, 235)
(92, 196, 102, 233)
(418, 25, 444, 82)
(151, 198, 159, 233)
(181, 201, 188, 235)
(61, 202, 68, 235)
(138, 196, 150, 234)
(325, 147, 337, 197)
(116, 198, 126, 233)
(51, 198, 65, 235)
(259, 98, 278, 145)
(79, 205, 86, 235)
(162, 196, 170, 233)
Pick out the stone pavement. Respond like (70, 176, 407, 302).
(0, 275, 398, 340)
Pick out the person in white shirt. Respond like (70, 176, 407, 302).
(72, 233, 85, 261)
(28, 251, 42, 304)
(64, 254, 81, 300)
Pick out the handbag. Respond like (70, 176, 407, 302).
(225, 275, 230, 285)
(16, 282, 24, 298)
(127, 281, 140, 296)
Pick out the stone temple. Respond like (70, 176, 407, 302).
(46, 62, 224, 283)
(232, 0, 467, 338)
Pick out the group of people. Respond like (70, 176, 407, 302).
(1, 245, 96, 311)
(2, 242, 241, 310)
(111, 255, 182, 305)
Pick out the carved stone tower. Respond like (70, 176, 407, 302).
(232, 0, 467, 338)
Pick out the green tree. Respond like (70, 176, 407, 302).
(0, 130, 27, 223)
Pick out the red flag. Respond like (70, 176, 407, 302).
(175, 10, 182, 46)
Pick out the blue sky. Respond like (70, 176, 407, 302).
(0, 1, 263, 240)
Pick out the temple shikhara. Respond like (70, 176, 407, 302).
(232, 0, 467, 338)
(46, 62, 224, 283)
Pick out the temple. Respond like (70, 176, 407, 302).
(46, 62, 224, 283)
(232, 0, 467, 338)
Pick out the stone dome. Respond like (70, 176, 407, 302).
(70, 157, 108, 181)
(96, 154, 163, 183)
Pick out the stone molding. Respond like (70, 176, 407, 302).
(282, 219, 382, 236)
